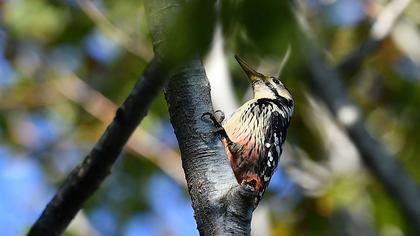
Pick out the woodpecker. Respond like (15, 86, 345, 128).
(204, 55, 294, 207)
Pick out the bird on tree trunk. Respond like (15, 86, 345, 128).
(203, 55, 294, 207)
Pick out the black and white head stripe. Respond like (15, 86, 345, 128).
(264, 81, 281, 98)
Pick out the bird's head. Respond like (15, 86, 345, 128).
(235, 55, 293, 102)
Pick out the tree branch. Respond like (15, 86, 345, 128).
(55, 74, 185, 186)
(336, 38, 382, 77)
(304, 43, 420, 231)
(292, 1, 420, 229)
(27, 57, 169, 236)
(75, 0, 154, 60)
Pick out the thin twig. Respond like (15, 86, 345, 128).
(76, 0, 154, 60)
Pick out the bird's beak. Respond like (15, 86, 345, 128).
(235, 55, 263, 82)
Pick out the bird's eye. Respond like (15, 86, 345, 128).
(272, 78, 280, 85)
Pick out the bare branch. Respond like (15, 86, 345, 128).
(76, 0, 154, 60)
(292, 0, 420, 229)
(303, 41, 420, 231)
(55, 74, 185, 186)
(335, 39, 382, 78)
(370, 0, 412, 40)
(27, 57, 169, 236)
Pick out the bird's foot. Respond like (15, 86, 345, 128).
(202, 111, 239, 151)
(202, 111, 226, 136)
(213, 110, 225, 123)
(201, 111, 225, 127)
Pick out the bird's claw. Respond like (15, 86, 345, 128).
(201, 112, 213, 121)
(214, 110, 225, 123)
(201, 111, 223, 128)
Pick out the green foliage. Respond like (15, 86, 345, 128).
(162, 0, 216, 63)
(4, 0, 70, 43)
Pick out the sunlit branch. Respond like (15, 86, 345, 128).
(67, 211, 100, 236)
(76, 0, 154, 60)
(55, 74, 185, 186)
(204, 24, 238, 115)
(337, 0, 412, 77)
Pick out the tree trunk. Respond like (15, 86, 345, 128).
(145, 0, 257, 234)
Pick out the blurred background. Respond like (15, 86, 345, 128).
(1, 0, 420, 235)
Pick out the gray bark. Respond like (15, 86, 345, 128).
(145, 0, 256, 234)
(164, 59, 255, 235)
